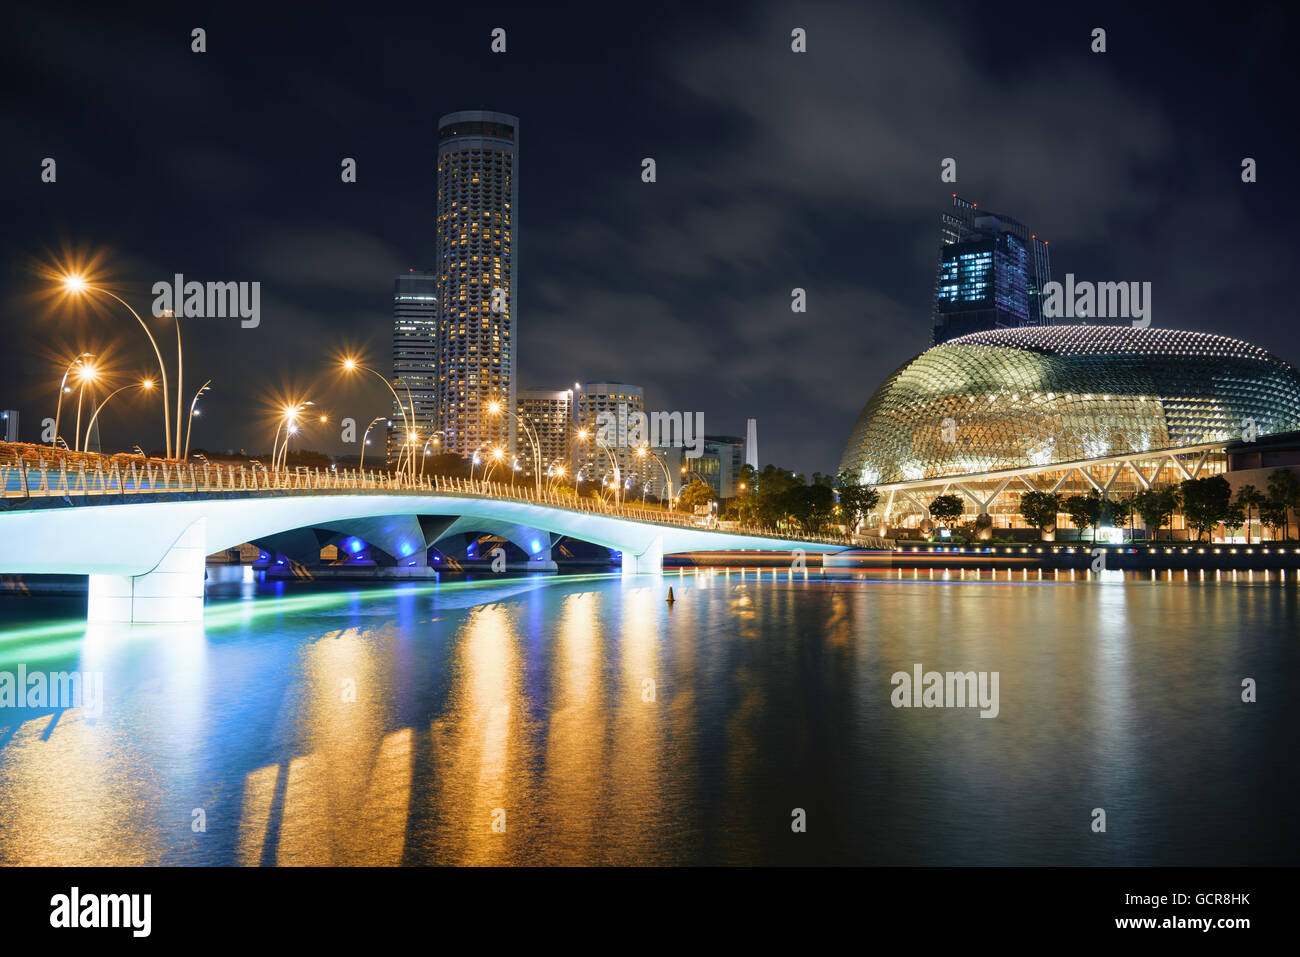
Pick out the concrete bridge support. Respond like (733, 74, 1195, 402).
(88, 518, 208, 623)
(621, 536, 663, 576)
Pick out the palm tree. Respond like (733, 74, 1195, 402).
(1237, 485, 1265, 544)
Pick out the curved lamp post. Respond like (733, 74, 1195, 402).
(358, 415, 387, 471)
(83, 378, 155, 452)
(182, 380, 211, 460)
(577, 428, 622, 507)
(340, 358, 416, 479)
(61, 276, 175, 458)
(52, 352, 93, 450)
(487, 400, 542, 493)
(72, 360, 100, 452)
(637, 444, 675, 508)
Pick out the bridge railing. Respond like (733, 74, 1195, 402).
(0, 449, 857, 547)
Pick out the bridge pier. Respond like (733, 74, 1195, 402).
(88, 518, 207, 623)
(621, 536, 663, 576)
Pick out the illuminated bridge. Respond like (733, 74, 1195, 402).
(0, 454, 857, 623)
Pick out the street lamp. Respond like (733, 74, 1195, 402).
(340, 356, 417, 479)
(71, 359, 99, 453)
(358, 415, 387, 471)
(52, 352, 93, 451)
(61, 275, 175, 458)
(636, 445, 674, 508)
(272, 400, 316, 471)
(486, 399, 542, 492)
(577, 427, 621, 506)
(420, 431, 447, 476)
(82, 378, 154, 453)
(182, 380, 211, 460)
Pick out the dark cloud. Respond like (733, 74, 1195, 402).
(3, 0, 1295, 471)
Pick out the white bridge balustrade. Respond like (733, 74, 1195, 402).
(0, 451, 865, 624)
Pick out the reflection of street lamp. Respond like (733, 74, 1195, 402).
(62, 276, 175, 458)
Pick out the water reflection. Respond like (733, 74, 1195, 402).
(0, 569, 1296, 865)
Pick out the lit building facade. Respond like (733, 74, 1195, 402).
(435, 110, 518, 459)
(388, 270, 438, 467)
(932, 195, 1051, 345)
(573, 382, 650, 492)
(839, 326, 1300, 533)
(663, 435, 746, 499)
(516, 388, 572, 477)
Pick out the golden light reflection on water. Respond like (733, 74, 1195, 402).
(1, 571, 1293, 865)
(541, 590, 605, 862)
(428, 603, 526, 865)
(603, 586, 665, 862)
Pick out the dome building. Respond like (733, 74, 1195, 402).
(838, 326, 1300, 532)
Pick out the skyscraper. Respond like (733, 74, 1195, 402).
(435, 110, 519, 459)
(389, 270, 438, 467)
(931, 195, 1051, 345)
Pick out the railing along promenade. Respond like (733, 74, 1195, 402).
(0, 447, 871, 549)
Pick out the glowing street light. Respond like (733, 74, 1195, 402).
(637, 444, 674, 507)
(182, 380, 211, 460)
(358, 415, 387, 471)
(487, 398, 542, 492)
(60, 274, 175, 458)
(72, 361, 100, 453)
(51, 353, 93, 451)
(340, 355, 417, 478)
(272, 400, 316, 470)
(82, 377, 155, 453)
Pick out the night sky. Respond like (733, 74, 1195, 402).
(4, 0, 1296, 474)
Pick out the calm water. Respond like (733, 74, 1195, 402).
(0, 568, 1296, 866)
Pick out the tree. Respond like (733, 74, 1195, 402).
(748, 464, 802, 528)
(679, 478, 713, 511)
(1179, 474, 1232, 542)
(1260, 499, 1287, 541)
(835, 469, 880, 533)
(1109, 493, 1135, 538)
(1266, 469, 1300, 541)
(928, 494, 965, 530)
(1063, 491, 1106, 543)
(1018, 490, 1060, 538)
(1237, 484, 1265, 544)
(1136, 485, 1179, 541)
(1222, 502, 1246, 542)
(783, 482, 836, 534)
